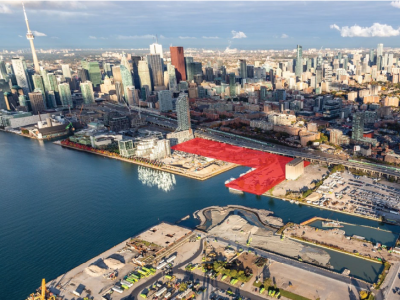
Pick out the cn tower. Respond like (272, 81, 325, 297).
(22, 3, 40, 74)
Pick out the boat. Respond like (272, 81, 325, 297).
(290, 200, 295, 204)
(295, 201, 299, 205)
(342, 269, 351, 276)
(224, 177, 236, 184)
(322, 221, 343, 228)
(229, 188, 244, 194)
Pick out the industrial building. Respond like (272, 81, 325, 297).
(285, 158, 304, 180)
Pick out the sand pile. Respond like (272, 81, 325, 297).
(85, 263, 108, 277)
(104, 257, 124, 269)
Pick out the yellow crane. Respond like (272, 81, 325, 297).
(28, 279, 56, 300)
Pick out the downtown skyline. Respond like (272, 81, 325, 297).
(2, 1, 400, 50)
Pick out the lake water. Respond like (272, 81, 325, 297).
(0, 132, 397, 299)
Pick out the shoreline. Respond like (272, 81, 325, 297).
(263, 192, 389, 225)
(57, 142, 238, 181)
(4, 129, 397, 227)
(287, 236, 383, 264)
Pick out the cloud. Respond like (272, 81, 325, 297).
(89, 36, 97, 39)
(0, 4, 11, 14)
(202, 36, 219, 39)
(179, 36, 196, 39)
(391, 1, 400, 8)
(51, 36, 59, 39)
(116, 35, 156, 40)
(231, 30, 247, 39)
(18, 35, 23, 38)
(1, 0, 112, 10)
(281, 33, 289, 39)
(330, 24, 340, 31)
(330, 23, 400, 37)
(159, 35, 166, 39)
(32, 31, 47, 37)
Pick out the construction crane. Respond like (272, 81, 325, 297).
(65, 121, 75, 131)
(28, 278, 56, 300)
(77, 104, 84, 124)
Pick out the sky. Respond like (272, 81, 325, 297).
(2, 1, 400, 50)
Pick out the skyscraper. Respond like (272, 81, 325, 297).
(315, 66, 323, 88)
(11, 57, 30, 95)
(170, 46, 186, 82)
(29, 91, 46, 114)
(78, 68, 89, 83)
(388, 53, 394, 67)
(131, 55, 141, 88)
(167, 63, 177, 91)
(186, 62, 195, 83)
(194, 62, 202, 77)
(369, 49, 374, 65)
(120, 52, 131, 71)
(0, 58, 7, 80)
(81, 60, 101, 87)
(146, 54, 164, 88)
(47, 73, 61, 105)
(205, 67, 213, 81)
(352, 112, 364, 140)
(377, 43, 383, 59)
(58, 83, 73, 107)
(184, 57, 194, 81)
(176, 93, 191, 131)
(0, 79, 11, 110)
(158, 90, 173, 112)
(22, 4, 40, 74)
(150, 41, 163, 59)
(125, 86, 136, 106)
(239, 59, 247, 79)
(32, 74, 45, 94)
(138, 61, 152, 91)
(120, 64, 134, 98)
(80, 81, 94, 104)
(104, 63, 113, 78)
(229, 73, 236, 97)
(246, 65, 254, 78)
(61, 64, 72, 80)
(295, 45, 303, 77)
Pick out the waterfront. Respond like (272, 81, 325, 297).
(1, 132, 399, 299)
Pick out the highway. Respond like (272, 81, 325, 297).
(103, 102, 400, 179)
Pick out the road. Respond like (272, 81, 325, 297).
(125, 238, 205, 300)
(124, 233, 371, 300)
(125, 238, 268, 300)
(209, 236, 371, 292)
(104, 102, 400, 179)
(382, 262, 400, 300)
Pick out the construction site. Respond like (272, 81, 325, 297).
(27, 208, 390, 300)
(284, 222, 400, 263)
(195, 206, 332, 268)
(172, 138, 310, 195)
(29, 223, 195, 300)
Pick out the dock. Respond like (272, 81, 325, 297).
(58, 141, 237, 181)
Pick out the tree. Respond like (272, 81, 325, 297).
(359, 290, 369, 300)
(229, 269, 237, 278)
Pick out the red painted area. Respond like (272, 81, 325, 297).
(363, 132, 374, 138)
(172, 138, 309, 195)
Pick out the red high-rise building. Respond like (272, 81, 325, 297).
(170, 46, 186, 82)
